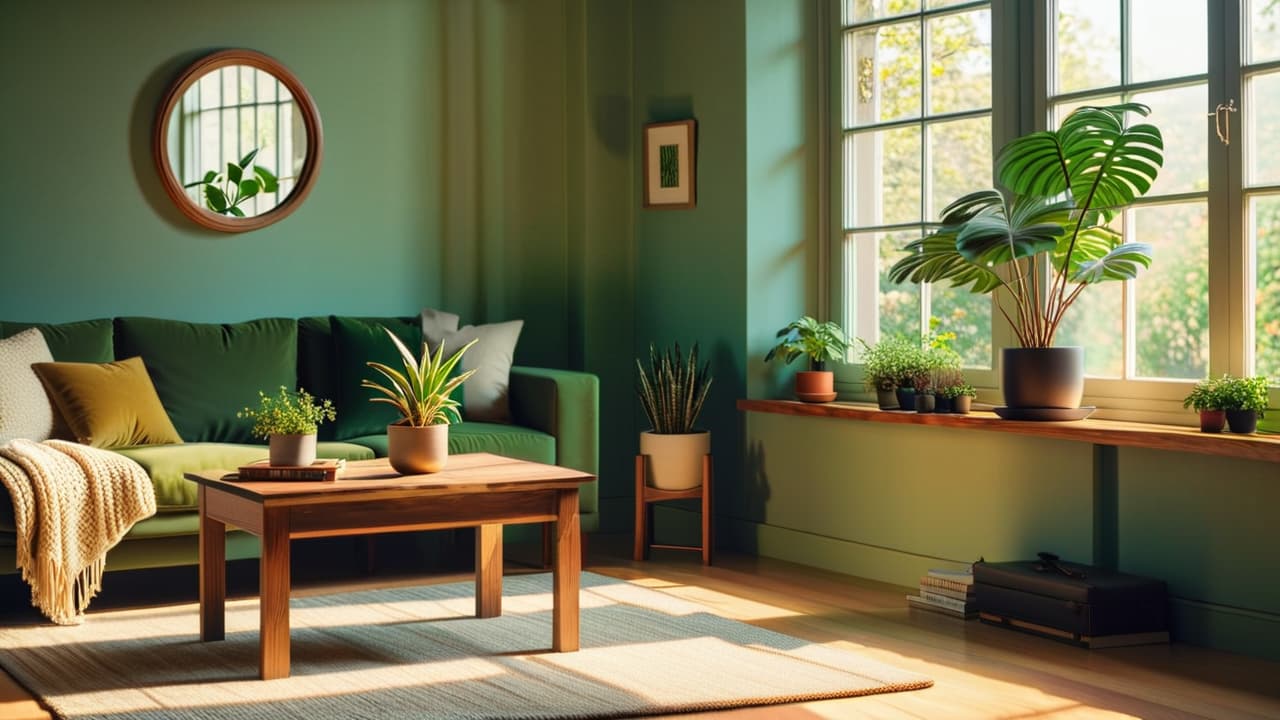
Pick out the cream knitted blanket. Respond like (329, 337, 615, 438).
(0, 439, 155, 625)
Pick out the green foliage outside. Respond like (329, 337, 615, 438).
(239, 386, 336, 438)
(635, 342, 712, 434)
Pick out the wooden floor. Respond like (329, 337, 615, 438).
(3, 538, 1280, 719)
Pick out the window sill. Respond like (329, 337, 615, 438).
(737, 399, 1280, 464)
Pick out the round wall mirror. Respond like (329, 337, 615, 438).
(154, 49, 323, 232)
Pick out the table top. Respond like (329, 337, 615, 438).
(185, 452, 594, 503)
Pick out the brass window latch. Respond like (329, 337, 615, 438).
(1208, 99, 1238, 145)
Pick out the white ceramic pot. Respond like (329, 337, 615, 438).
(387, 423, 449, 474)
(639, 430, 710, 490)
(269, 433, 317, 467)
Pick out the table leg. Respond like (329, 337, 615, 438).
(553, 488, 580, 652)
(198, 486, 225, 642)
(259, 506, 291, 680)
(476, 523, 503, 618)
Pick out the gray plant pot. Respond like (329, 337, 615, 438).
(953, 395, 973, 414)
(875, 388, 899, 410)
(269, 433, 317, 467)
(1001, 347, 1084, 409)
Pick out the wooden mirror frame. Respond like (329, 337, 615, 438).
(154, 49, 323, 233)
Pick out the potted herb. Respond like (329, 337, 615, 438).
(636, 342, 713, 490)
(765, 316, 849, 403)
(238, 386, 336, 466)
(1215, 375, 1269, 434)
(934, 368, 963, 413)
(912, 374, 935, 413)
(940, 382, 978, 415)
(857, 334, 918, 409)
(888, 104, 1164, 416)
(1182, 377, 1227, 433)
(363, 328, 478, 474)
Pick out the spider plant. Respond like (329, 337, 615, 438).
(636, 342, 713, 434)
(887, 103, 1164, 348)
(362, 328, 478, 426)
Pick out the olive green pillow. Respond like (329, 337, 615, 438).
(331, 316, 422, 440)
(32, 356, 183, 448)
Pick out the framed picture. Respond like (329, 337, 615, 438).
(643, 119, 696, 209)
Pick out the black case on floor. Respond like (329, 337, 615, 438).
(974, 558, 1169, 646)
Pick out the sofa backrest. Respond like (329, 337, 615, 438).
(0, 319, 114, 363)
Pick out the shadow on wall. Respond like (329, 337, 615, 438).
(736, 438, 772, 557)
(595, 94, 631, 154)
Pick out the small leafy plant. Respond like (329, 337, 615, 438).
(939, 381, 977, 400)
(1214, 375, 1269, 412)
(183, 148, 280, 217)
(858, 334, 918, 392)
(1182, 377, 1225, 411)
(766, 316, 849, 371)
(238, 386, 336, 439)
(636, 342, 713, 434)
(363, 328, 478, 426)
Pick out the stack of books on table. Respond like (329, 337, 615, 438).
(906, 566, 976, 619)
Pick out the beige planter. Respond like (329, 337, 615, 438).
(640, 430, 710, 490)
(269, 433, 317, 466)
(387, 423, 449, 474)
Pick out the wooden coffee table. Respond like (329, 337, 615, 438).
(185, 453, 594, 680)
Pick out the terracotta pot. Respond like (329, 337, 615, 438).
(640, 430, 710, 490)
(1198, 409, 1226, 433)
(1226, 409, 1259, 434)
(387, 423, 449, 474)
(1001, 347, 1084, 410)
(795, 370, 836, 402)
(269, 433, 317, 466)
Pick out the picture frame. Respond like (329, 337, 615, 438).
(643, 119, 696, 209)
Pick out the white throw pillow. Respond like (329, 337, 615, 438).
(421, 309, 522, 424)
(0, 328, 56, 442)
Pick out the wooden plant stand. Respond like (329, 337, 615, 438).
(633, 454, 712, 565)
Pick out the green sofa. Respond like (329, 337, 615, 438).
(0, 315, 599, 576)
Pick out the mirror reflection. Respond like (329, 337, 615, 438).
(165, 64, 307, 218)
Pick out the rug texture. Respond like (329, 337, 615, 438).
(0, 571, 932, 719)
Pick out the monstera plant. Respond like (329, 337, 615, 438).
(183, 148, 279, 217)
(887, 103, 1164, 415)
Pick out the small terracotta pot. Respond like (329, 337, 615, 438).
(269, 433, 317, 466)
(953, 395, 973, 414)
(387, 423, 449, 474)
(795, 371, 836, 402)
(1198, 409, 1226, 433)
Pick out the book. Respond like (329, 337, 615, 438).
(920, 575, 977, 595)
(920, 589, 974, 611)
(926, 566, 974, 585)
(918, 582, 974, 602)
(234, 458, 345, 482)
(906, 594, 977, 619)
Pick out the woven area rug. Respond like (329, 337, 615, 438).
(0, 571, 931, 719)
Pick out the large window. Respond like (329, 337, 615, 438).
(835, 0, 1280, 416)
(840, 0, 993, 368)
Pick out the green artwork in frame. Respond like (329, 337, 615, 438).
(644, 119, 696, 209)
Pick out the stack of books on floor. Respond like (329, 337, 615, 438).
(906, 566, 976, 619)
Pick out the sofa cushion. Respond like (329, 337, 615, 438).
(114, 317, 298, 443)
(345, 422, 555, 465)
(331, 316, 422, 440)
(0, 319, 113, 362)
(297, 316, 339, 441)
(113, 441, 377, 511)
(421, 311, 523, 424)
(33, 357, 183, 448)
(0, 329, 56, 442)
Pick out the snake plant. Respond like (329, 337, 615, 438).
(888, 103, 1164, 349)
(636, 342, 713, 434)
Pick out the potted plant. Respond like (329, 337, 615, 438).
(1183, 377, 1227, 433)
(888, 103, 1164, 416)
(182, 147, 279, 217)
(363, 328, 478, 474)
(238, 386, 336, 466)
(1214, 375, 1269, 434)
(912, 373, 935, 413)
(934, 368, 963, 413)
(636, 342, 713, 490)
(941, 381, 978, 415)
(857, 334, 917, 409)
(765, 316, 849, 403)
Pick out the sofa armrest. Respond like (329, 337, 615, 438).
(509, 366, 598, 527)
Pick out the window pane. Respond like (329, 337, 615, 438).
(221, 67, 236, 107)
(880, 232, 922, 342)
(852, 21, 922, 125)
(1130, 0, 1206, 82)
(845, 0, 920, 24)
(199, 71, 219, 109)
(926, 0, 970, 8)
(927, 116, 991, 218)
(1057, 282, 1124, 378)
(255, 69, 276, 103)
(1131, 84, 1208, 196)
(845, 126, 922, 227)
(1249, 0, 1280, 64)
(931, 285, 992, 368)
(1247, 70, 1280, 186)
(927, 9, 991, 114)
(1051, 95, 1121, 126)
(221, 108, 237, 167)
(1134, 202, 1209, 379)
(1056, 0, 1120, 94)
(1253, 194, 1280, 379)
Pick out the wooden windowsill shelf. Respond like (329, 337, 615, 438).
(737, 398, 1280, 465)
